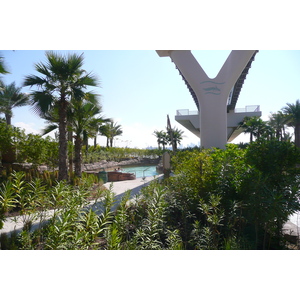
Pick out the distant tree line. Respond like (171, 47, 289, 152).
(240, 100, 300, 148)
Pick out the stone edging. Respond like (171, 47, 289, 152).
(82, 157, 160, 172)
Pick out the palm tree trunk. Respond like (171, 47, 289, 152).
(74, 136, 82, 177)
(68, 129, 73, 176)
(58, 100, 68, 181)
(83, 131, 89, 152)
(5, 113, 12, 126)
(282, 126, 286, 138)
(295, 123, 300, 149)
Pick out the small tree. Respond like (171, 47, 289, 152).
(244, 139, 300, 248)
(0, 82, 30, 125)
(153, 130, 167, 150)
(241, 116, 267, 143)
(282, 100, 300, 148)
(268, 111, 287, 141)
(100, 121, 123, 147)
(0, 123, 25, 164)
(167, 127, 184, 152)
(70, 94, 102, 177)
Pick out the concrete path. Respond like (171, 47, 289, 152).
(87, 174, 163, 213)
(104, 174, 163, 200)
(0, 175, 163, 235)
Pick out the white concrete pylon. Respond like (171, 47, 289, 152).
(156, 50, 257, 149)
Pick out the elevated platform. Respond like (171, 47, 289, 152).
(175, 106, 262, 143)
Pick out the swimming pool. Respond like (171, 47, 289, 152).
(119, 165, 159, 178)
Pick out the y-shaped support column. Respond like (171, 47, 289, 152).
(157, 50, 257, 149)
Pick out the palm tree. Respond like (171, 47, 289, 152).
(109, 122, 123, 147)
(268, 111, 287, 141)
(100, 121, 123, 147)
(153, 130, 167, 150)
(70, 93, 101, 177)
(0, 82, 30, 125)
(23, 51, 98, 181)
(167, 127, 184, 151)
(89, 115, 112, 147)
(40, 94, 102, 177)
(241, 116, 267, 143)
(282, 100, 300, 148)
(259, 123, 275, 141)
(99, 123, 111, 147)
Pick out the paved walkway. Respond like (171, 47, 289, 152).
(87, 174, 163, 212)
(0, 175, 163, 235)
(105, 174, 163, 201)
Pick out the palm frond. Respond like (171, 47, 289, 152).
(0, 82, 30, 119)
(0, 56, 9, 74)
(42, 124, 58, 136)
(34, 62, 52, 77)
(77, 72, 99, 87)
(23, 75, 47, 88)
(67, 52, 84, 74)
(30, 91, 54, 116)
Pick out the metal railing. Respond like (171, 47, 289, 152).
(177, 105, 260, 116)
(176, 109, 199, 116)
(234, 105, 260, 113)
(142, 167, 150, 180)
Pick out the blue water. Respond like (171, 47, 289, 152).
(120, 165, 159, 178)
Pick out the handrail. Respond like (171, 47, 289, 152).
(177, 105, 261, 116)
(176, 109, 198, 116)
(234, 105, 260, 113)
(143, 167, 150, 178)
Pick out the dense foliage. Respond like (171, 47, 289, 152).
(2, 141, 300, 250)
(0, 123, 161, 177)
(168, 142, 300, 249)
(0, 123, 59, 169)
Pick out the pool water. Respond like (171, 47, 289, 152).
(120, 165, 159, 178)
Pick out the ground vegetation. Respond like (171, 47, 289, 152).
(1, 139, 300, 250)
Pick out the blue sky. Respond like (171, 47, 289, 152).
(1, 50, 300, 148)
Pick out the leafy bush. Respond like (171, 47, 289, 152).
(167, 142, 300, 249)
(2, 141, 300, 250)
(0, 123, 59, 169)
(0, 123, 25, 163)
